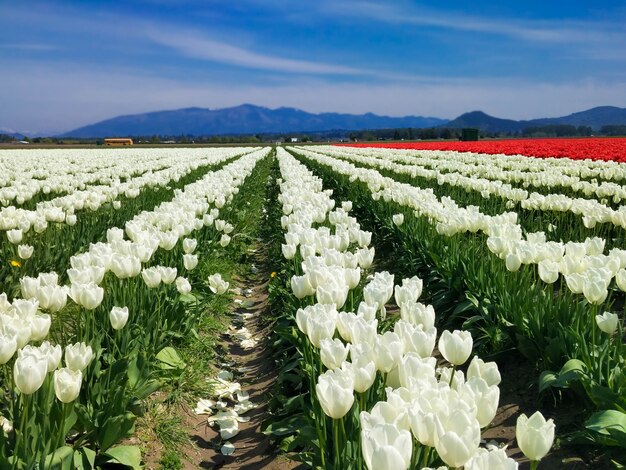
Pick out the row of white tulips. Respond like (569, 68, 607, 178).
(302, 145, 626, 231)
(0, 147, 249, 205)
(276, 147, 554, 469)
(0, 148, 269, 464)
(1, 148, 260, 257)
(327, 145, 626, 197)
(290, 146, 626, 306)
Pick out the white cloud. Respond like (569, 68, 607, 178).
(144, 29, 369, 76)
(322, 1, 626, 53)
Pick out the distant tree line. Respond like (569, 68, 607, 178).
(3, 125, 626, 146)
(521, 125, 592, 137)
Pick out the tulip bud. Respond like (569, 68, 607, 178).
(54, 368, 82, 403)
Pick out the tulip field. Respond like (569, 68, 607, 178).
(0, 141, 625, 469)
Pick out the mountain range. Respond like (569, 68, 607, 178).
(34, 104, 626, 138)
(444, 106, 626, 133)
(60, 104, 446, 138)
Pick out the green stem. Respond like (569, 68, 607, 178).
(333, 419, 340, 469)
(449, 365, 457, 387)
(530, 460, 539, 470)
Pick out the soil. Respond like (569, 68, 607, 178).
(179, 243, 301, 470)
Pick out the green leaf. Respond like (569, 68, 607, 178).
(179, 292, 198, 304)
(156, 346, 186, 370)
(98, 413, 136, 451)
(538, 371, 558, 393)
(45, 446, 74, 470)
(586, 410, 626, 436)
(103, 445, 142, 469)
(74, 447, 96, 470)
(263, 415, 304, 437)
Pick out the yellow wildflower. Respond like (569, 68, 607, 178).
(10, 260, 21, 268)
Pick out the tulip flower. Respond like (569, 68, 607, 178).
(36, 285, 68, 312)
(219, 234, 231, 247)
(65, 342, 94, 371)
(361, 423, 412, 470)
(0, 333, 17, 364)
(28, 314, 51, 341)
(38, 341, 62, 372)
(615, 269, 626, 292)
(110, 306, 129, 330)
(7, 229, 23, 244)
(208, 273, 229, 294)
(462, 377, 500, 428)
(291, 274, 315, 299)
(374, 332, 403, 373)
(439, 330, 473, 366)
(505, 252, 522, 272)
(516, 411, 555, 464)
(400, 302, 435, 329)
(282, 243, 297, 260)
(392, 213, 404, 226)
(182, 238, 197, 254)
(315, 368, 355, 419)
(320, 338, 350, 370)
(183, 254, 198, 271)
(69, 282, 104, 310)
(14, 351, 48, 395)
(159, 266, 178, 284)
(596, 311, 619, 335)
(142, 267, 162, 288)
(467, 356, 501, 387)
(435, 409, 481, 468)
(394, 276, 423, 306)
(17, 244, 34, 260)
(54, 368, 82, 403)
(465, 447, 518, 470)
(176, 276, 192, 294)
(350, 355, 377, 393)
(538, 260, 559, 284)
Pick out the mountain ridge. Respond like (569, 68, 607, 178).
(56, 104, 626, 138)
(60, 104, 447, 138)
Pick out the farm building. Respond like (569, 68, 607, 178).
(104, 138, 133, 146)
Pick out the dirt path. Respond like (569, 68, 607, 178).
(181, 243, 300, 470)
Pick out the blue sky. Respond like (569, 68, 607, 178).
(1, 0, 626, 134)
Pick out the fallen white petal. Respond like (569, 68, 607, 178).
(221, 441, 235, 456)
